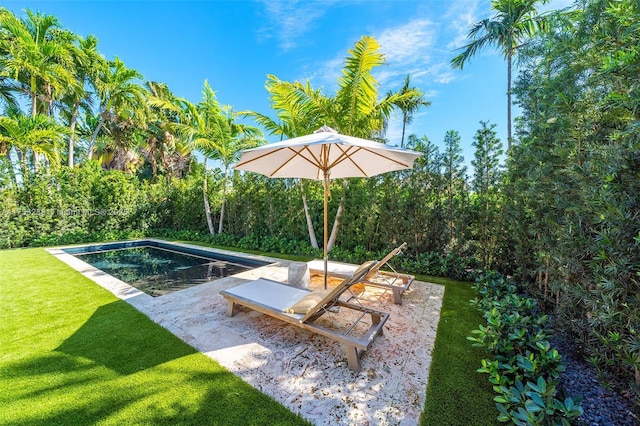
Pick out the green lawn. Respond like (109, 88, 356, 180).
(1, 244, 496, 425)
(0, 248, 309, 426)
(419, 276, 497, 425)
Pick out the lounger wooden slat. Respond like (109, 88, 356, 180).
(220, 263, 389, 371)
(307, 243, 415, 304)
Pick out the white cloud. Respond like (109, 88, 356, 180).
(422, 89, 439, 99)
(434, 70, 456, 85)
(272, 3, 491, 99)
(370, 19, 439, 89)
(299, 56, 344, 93)
(257, 0, 335, 51)
(443, 0, 483, 50)
(377, 19, 436, 65)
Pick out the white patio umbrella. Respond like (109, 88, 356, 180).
(234, 126, 422, 289)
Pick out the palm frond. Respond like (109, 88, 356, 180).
(335, 35, 386, 136)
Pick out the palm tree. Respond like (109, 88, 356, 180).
(77, 111, 143, 173)
(451, 0, 549, 150)
(0, 79, 18, 157)
(0, 8, 73, 116)
(144, 81, 192, 179)
(88, 57, 147, 160)
(74, 112, 103, 163)
(334, 36, 399, 139)
(248, 75, 322, 138)
(174, 81, 262, 235)
(60, 34, 105, 167)
(212, 104, 262, 233)
(247, 36, 413, 252)
(0, 8, 74, 169)
(0, 106, 68, 179)
(246, 75, 323, 249)
(389, 74, 431, 147)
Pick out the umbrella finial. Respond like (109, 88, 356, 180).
(315, 125, 337, 134)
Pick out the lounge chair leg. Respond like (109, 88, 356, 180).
(370, 313, 384, 336)
(226, 300, 236, 317)
(392, 288, 403, 305)
(345, 345, 360, 371)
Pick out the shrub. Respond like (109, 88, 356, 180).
(470, 272, 583, 424)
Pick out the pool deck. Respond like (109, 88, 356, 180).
(48, 240, 444, 425)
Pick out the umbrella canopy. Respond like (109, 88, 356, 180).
(234, 126, 422, 288)
(234, 126, 420, 180)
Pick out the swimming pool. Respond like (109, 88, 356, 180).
(63, 240, 270, 297)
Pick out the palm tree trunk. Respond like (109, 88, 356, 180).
(218, 167, 229, 234)
(68, 103, 80, 168)
(300, 180, 319, 249)
(17, 148, 28, 180)
(507, 52, 512, 151)
(88, 114, 106, 161)
(46, 84, 54, 117)
(28, 80, 40, 172)
(32, 150, 40, 173)
(218, 197, 226, 234)
(30, 82, 37, 117)
(401, 114, 408, 148)
(147, 137, 158, 178)
(327, 179, 348, 252)
(202, 159, 215, 236)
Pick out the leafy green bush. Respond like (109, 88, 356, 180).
(470, 272, 583, 424)
(494, 378, 583, 425)
(29, 229, 146, 247)
(399, 251, 476, 281)
(208, 232, 237, 247)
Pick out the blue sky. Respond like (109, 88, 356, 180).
(4, 0, 572, 167)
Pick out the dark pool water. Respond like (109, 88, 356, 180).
(75, 246, 253, 297)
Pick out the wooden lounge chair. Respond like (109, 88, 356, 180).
(220, 261, 389, 371)
(307, 242, 415, 305)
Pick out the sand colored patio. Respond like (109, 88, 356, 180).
(49, 243, 444, 425)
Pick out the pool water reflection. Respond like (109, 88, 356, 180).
(73, 245, 256, 297)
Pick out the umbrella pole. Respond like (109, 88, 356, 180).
(323, 174, 329, 290)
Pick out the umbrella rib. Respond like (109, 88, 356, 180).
(301, 145, 326, 173)
(328, 145, 413, 176)
(273, 146, 329, 177)
(268, 147, 309, 177)
(236, 146, 323, 177)
(235, 146, 288, 171)
(331, 146, 368, 176)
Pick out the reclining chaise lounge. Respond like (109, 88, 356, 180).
(307, 242, 415, 305)
(220, 261, 389, 371)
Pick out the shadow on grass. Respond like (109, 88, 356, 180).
(1, 247, 308, 425)
(3, 356, 303, 425)
(55, 300, 196, 375)
(2, 298, 308, 425)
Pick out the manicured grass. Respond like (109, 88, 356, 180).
(419, 275, 497, 425)
(0, 248, 309, 426)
